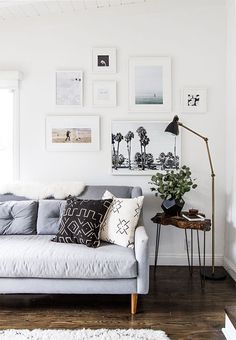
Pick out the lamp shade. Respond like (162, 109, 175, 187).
(165, 115, 180, 136)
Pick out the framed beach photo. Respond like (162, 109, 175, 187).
(55, 71, 83, 107)
(93, 80, 116, 107)
(111, 120, 181, 175)
(92, 48, 116, 74)
(46, 116, 100, 151)
(129, 57, 171, 112)
(182, 87, 207, 113)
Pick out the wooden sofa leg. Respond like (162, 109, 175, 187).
(131, 293, 138, 314)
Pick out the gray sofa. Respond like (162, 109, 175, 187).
(0, 185, 149, 314)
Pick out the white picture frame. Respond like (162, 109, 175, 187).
(129, 57, 171, 112)
(111, 120, 181, 176)
(181, 87, 207, 113)
(46, 115, 100, 151)
(92, 48, 116, 74)
(55, 71, 83, 107)
(93, 80, 116, 107)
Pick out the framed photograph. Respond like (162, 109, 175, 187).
(55, 71, 83, 106)
(111, 120, 181, 175)
(46, 115, 99, 151)
(93, 80, 116, 107)
(182, 87, 207, 113)
(92, 48, 116, 73)
(129, 57, 171, 112)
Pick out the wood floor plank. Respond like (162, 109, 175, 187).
(0, 266, 235, 339)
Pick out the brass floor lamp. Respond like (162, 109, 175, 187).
(165, 116, 226, 280)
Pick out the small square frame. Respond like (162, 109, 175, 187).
(92, 48, 116, 74)
(181, 87, 207, 113)
(93, 80, 116, 107)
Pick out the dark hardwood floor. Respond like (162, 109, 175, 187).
(0, 266, 235, 339)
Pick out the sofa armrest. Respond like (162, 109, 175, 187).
(134, 226, 149, 294)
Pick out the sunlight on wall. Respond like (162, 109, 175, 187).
(0, 89, 14, 181)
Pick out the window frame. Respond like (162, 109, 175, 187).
(0, 71, 21, 180)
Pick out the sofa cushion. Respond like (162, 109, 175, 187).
(0, 235, 137, 279)
(0, 200, 38, 235)
(52, 197, 112, 248)
(37, 200, 66, 235)
(100, 191, 144, 248)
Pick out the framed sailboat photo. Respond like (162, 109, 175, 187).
(129, 57, 171, 112)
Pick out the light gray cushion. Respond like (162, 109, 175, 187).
(37, 200, 66, 235)
(0, 235, 137, 279)
(0, 200, 37, 235)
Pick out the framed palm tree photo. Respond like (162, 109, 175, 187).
(111, 120, 181, 175)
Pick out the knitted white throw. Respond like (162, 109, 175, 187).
(0, 181, 85, 199)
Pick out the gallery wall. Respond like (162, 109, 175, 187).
(0, 0, 227, 265)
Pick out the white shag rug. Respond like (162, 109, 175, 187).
(0, 181, 85, 199)
(0, 329, 170, 340)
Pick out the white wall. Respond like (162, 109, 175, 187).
(224, 0, 236, 278)
(0, 0, 227, 265)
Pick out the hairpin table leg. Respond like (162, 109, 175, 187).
(197, 230, 204, 289)
(154, 224, 161, 271)
(190, 229, 193, 276)
(185, 229, 191, 274)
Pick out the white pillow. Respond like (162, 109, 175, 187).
(100, 190, 144, 248)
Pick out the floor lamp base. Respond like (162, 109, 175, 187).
(201, 267, 227, 281)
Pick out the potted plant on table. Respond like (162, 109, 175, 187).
(149, 165, 197, 216)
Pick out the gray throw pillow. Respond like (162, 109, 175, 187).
(36, 199, 66, 235)
(0, 200, 38, 235)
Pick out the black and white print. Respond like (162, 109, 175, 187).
(92, 48, 116, 73)
(187, 94, 200, 107)
(182, 87, 207, 113)
(97, 55, 109, 67)
(111, 121, 181, 175)
(52, 197, 112, 248)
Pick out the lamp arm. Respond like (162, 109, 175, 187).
(179, 122, 207, 141)
(179, 122, 215, 176)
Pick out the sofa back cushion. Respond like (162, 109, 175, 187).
(77, 186, 137, 200)
(0, 200, 38, 235)
(37, 200, 66, 235)
(0, 186, 141, 201)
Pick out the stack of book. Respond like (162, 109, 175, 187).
(182, 213, 205, 221)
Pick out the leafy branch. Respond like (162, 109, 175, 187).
(149, 165, 197, 201)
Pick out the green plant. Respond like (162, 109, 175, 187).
(149, 165, 197, 201)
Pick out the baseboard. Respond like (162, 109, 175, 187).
(149, 253, 223, 266)
(224, 257, 236, 281)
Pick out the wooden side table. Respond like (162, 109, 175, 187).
(151, 212, 211, 287)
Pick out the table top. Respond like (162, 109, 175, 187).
(151, 212, 211, 231)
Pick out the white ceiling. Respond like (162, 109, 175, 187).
(0, 0, 147, 21)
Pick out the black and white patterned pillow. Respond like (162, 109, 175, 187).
(100, 191, 144, 248)
(52, 196, 112, 248)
